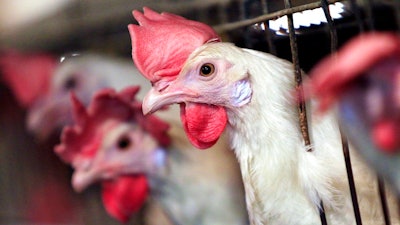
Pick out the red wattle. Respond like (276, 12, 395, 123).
(102, 175, 148, 223)
(372, 120, 400, 154)
(180, 103, 227, 149)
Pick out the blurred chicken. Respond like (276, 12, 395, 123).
(55, 86, 247, 224)
(0, 51, 151, 139)
(0, 50, 55, 107)
(129, 8, 398, 225)
(303, 32, 400, 194)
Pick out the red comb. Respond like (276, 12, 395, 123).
(55, 86, 171, 163)
(0, 50, 56, 107)
(128, 7, 220, 83)
(305, 32, 400, 112)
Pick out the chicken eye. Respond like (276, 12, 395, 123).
(64, 76, 77, 90)
(356, 75, 370, 89)
(117, 135, 132, 150)
(200, 63, 215, 76)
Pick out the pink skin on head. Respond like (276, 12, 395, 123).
(0, 50, 56, 107)
(129, 7, 227, 149)
(55, 86, 170, 221)
(304, 32, 400, 152)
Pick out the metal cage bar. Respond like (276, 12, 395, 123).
(260, 0, 277, 55)
(215, 1, 399, 224)
(321, 0, 338, 52)
(363, 0, 375, 30)
(283, 0, 328, 224)
(283, 0, 312, 148)
(362, 1, 391, 223)
(342, 134, 363, 225)
(348, 0, 365, 32)
(214, 0, 343, 33)
(396, 0, 400, 31)
(320, 1, 363, 224)
(239, 0, 398, 224)
(378, 178, 392, 225)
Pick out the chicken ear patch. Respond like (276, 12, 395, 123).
(102, 175, 148, 223)
(181, 103, 227, 149)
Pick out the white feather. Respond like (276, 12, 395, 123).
(187, 42, 399, 225)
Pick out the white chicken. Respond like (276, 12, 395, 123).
(28, 53, 155, 139)
(303, 32, 400, 195)
(128, 7, 399, 225)
(55, 86, 248, 225)
(1, 51, 152, 139)
(2, 50, 246, 224)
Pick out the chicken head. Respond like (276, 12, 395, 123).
(304, 32, 400, 153)
(27, 54, 137, 139)
(304, 32, 400, 195)
(129, 8, 252, 149)
(55, 86, 170, 222)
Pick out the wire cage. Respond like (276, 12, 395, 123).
(0, 0, 399, 225)
(217, 1, 399, 225)
(216, 1, 400, 225)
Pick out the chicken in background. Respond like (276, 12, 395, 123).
(303, 32, 400, 194)
(0, 81, 88, 225)
(129, 8, 398, 225)
(1, 49, 245, 224)
(0, 51, 152, 139)
(55, 86, 248, 225)
(0, 50, 55, 108)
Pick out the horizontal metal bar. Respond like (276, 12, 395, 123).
(213, 0, 344, 33)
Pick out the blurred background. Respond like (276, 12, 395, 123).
(0, 0, 399, 224)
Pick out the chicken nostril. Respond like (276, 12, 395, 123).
(158, 85, 168, 92)
(157, 83, 169, 93)
(74, 158, 91, 171)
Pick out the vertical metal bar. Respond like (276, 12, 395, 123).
(218, 3, 229, 25)
(321, 2, 363, 224)
(319, 200, 328, 225)
(395, 3, 400, 216)
(320, 0, 338, 52)
(239, 0, 246, 21)
(283, 0, 327, 224)
(283, 0, 312, 148)
(341, 133, 363, 225)
(378, 178, 391, 225)
(239, 0, 251, 48)
(348, 0, 365, 32)
(363, 0, 375, 30)
(395, 0, 400, 31)
(260, 0, 277, 55)
(361, 2, 392, 223)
